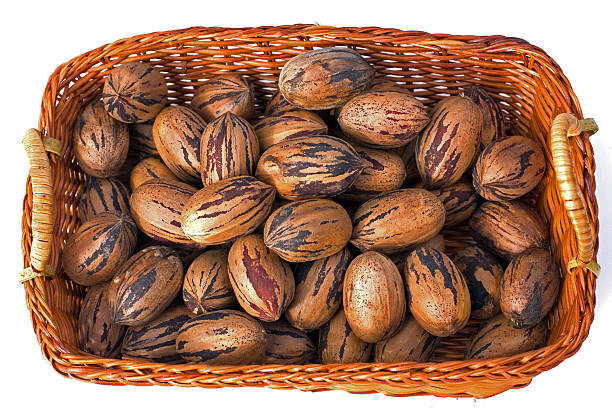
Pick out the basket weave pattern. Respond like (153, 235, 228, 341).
(21, 25, 598, 398)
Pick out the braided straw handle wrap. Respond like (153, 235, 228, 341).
(550, 113, 598, 274)
(22, 129, 54, 273)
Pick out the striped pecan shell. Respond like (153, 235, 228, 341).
(261, 320, 316, 364)
(255, 135, 364, 200)
(392, 139, 420, 186)
(121, 304, 193, 363)
(466, 314, 547, 359)
(153, 105, 206, 183)
(373, 317, 440, 363)
(191, 74, 255, 121)
(338, 146, 406, 202)
(318, 308, 372, 364)
(369, 78, 411, 93)
(472, 136, 546, 201)
(128, 119, 158, 159)
(470, 200, 548, 261)
(500, 248, 560, 329)
(256, 198, 292, 233)
(130, 178, 204, 249)
(176, 310, 267, 365)
(343, 251, 406, 343)
(404, 248, 471, 337)
(452, 246, 504, 320)
(129, 156, 178, 190)
(351, 188, 445, 254)
(388, 234, 446, 270)
(200, 112, 260, 186)
(78, 176, 131, 223)
(182, 249, 236, 315)
(228, 234, 295, 322)
(263, 199, 352, 262)
(73, 100, 129, 178)
(102, 62, 167, 123)
(338, 90, 429, 148)
(108, 245, 184, 326)
(78, 282, 127, 358)
(463, 86, 505, 150)
(279, 48, 375, 110)
(415, 95, 482, 189)
(264, 90, 295, 115)
(181, 176, 276, 245)
(61, 211, 138, 286)
(137, 238, 202, 267)
(254, 109, 328, 150)
(431, 180, 478, 228)
(285, 247, 351, 331)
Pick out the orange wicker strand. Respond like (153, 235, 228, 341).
(20, 25, 598, 398)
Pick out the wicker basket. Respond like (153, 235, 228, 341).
(20, 25, 599, 398)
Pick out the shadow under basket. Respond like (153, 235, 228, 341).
(20, 25, 599, 398)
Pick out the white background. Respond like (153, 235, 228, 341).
(2, 1, 610, 406)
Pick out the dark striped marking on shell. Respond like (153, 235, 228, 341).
(128, 119, 158, 159)
(78, 176, 130, 223)
(350, 188, 445, 254)
(261, 320, 316, 364)
(472, 136, 546, 201)
(254, 109, 328, 150)
(108, 245, 184, 326)
(129, 156, 178, 190)
(153, 105, 206, 183)
(404, 247, 471, 337)
(452, 246, 503, 320)
(431, 180, 478, 228)
(73, 100, 130, 177)
(121, 304, 192, 363)
(500, 248, 560, 329)
(102, 62, 167, 123)
(264, 90, 294, 115)
(392, 139, 420, 186)
(61, 212, 138, 286)
(373, 317, 439, 363)
(255, 198, 292, 234)
(466, 314, 547, 359)
(129, 178, 204, 249)
(318, 308, 372, 364)
(469, 200, 548, 261)
(463, 86, 504, 150)
(388, 234, 445, 270)
(176, 310, 266, 364)
(182, 249, 235, 315)
(201, 112, 260, 186)
(415, 96, 482, 189)
(263, 199, 352, 262)
(181, 176, 276, 245)
(279, 48, 375, 110)
(255, 135, 365, 200)
(339, 146, 407, 202)
(228, 234, 294, 322)
(191, 74, 255, 121)
(338, 90, 429, 148)
(78, 282, 127, 358)
(286, 247, 351, 331)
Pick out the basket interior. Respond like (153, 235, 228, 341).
(24, 26, 596, 389)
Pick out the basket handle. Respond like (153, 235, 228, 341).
(550, 113, 600, 277)
(21, 129, 56, 282)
